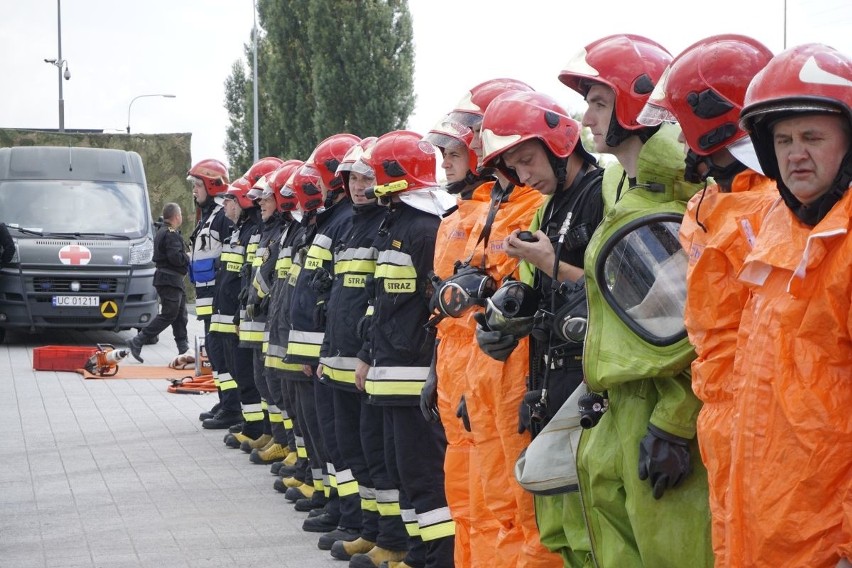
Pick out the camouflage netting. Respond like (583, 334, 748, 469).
(0, 129, 199, 301)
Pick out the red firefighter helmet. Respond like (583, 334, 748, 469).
(224, 177, 254, 209)
(447, 78, 535, 128)
(264, 160, 304, 212)
(289, 163, 326, 212)
(187, 158, 229, 196)
(559, 34, 672, 143)
(480, 91, 587, 182)
(638, 35, 773, 156)
(363, 130, 438, 193)
(423, 118, 478, 175)
(337, 137, 378, 195)
(308, 133, 361, 194)
(243, 156, 284, 186)
(740, 43, 852, 183)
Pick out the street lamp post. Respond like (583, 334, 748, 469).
(126, 94, 176, 134)
(43, 0, 70, 132)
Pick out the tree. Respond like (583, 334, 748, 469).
(308, 0, 415, 139)
(223, 0, 415, 166)
(224, 60, 251, 178)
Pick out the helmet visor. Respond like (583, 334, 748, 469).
(637, 102, 677, 127)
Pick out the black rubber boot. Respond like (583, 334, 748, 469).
(201, 410, 243, 430)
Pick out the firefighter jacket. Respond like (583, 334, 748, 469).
(725, 189, 852, 568)
(284, 199, 353, 366)
(210, 210, 260, 335)
(319, 202, 386, 392)
(152, 225, 188, 290)
(277, 217, 316, 382)
(265, 219, 305, 374)
(189, 200, 233, 318)
(678, 170, 776, 567)
(238, 213, 283, 348)
(361, 201, 441, 406)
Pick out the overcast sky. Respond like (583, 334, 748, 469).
(2, 0, 850, 170)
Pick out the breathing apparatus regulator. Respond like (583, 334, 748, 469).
(84, 343, 129, 377)
(426, 182, 516, 327)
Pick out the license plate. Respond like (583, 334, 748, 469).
(52, 295, 100, 307)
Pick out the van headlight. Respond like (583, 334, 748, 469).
(130, 238, 154, 265)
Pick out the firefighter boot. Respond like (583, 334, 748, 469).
(201, 410, 243, 430)
(127, 334, 144, 363)
(249, 443, 289, 464)
(284, 483, 314, 502)
(224, 431, 262, 449)
(317, 526, 360, 550)
(240, 433, 273, 453)
(348, 546, 407, 568)
(330, 537, 376, 561)
(302, 512, 339, 533)
(273, 475, 303, 493)
(200, 402, 221, 421)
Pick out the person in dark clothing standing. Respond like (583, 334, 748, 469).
(128, 203, 189, 362)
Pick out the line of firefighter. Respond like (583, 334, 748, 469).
(171, 34, 852, 568)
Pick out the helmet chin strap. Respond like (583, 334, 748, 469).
(605, 108, 660, 148)
(543, 143, 568, 192)
(684, 149, 748, 188)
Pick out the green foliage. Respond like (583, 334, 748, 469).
(224, 61, 251, 178)
(224, 0, 415, 166)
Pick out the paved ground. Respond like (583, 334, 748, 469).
(0, 312, 338, 568)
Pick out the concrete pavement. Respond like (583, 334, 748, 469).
(0, 314, 338, 568)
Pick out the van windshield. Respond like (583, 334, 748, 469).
(0, 180, 149, 237)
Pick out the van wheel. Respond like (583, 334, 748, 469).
(0, 328, 6, 344)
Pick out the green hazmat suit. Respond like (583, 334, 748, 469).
(577, 123, 713, 567)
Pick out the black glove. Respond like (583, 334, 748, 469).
(310, 267, 333, 294)
(237, 286, 249, 307)
(419, 369, 439, 423)
(456, 395, 471, 432)
(246, 302, 257, 320)
(259, 295, 270, 315)
(473, 312, 518, 362)
(638, 424, 693, 499)
(517, 398, 532, 434)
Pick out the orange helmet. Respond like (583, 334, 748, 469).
(423, 118, 478, 175)
(638, 35, 773, 156)
(740, 43, 852, 224)
(187, 159, 229, 196)
(559, 34, 672, 146)
(264, 160, 304, 212)
(363, 130, 438, 193)
(289, 163, 325, 212)
(447, 78, 535, 128)
(224, 177, 254, 209)
(481, 91, 590, 185)
(308, 133, 361, 194)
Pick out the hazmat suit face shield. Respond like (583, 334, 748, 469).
(596, 215, 688, 345)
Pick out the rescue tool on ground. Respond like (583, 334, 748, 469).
(84, 344, 129, 377)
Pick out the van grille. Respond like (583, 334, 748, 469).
(31, 277, 118, 293)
